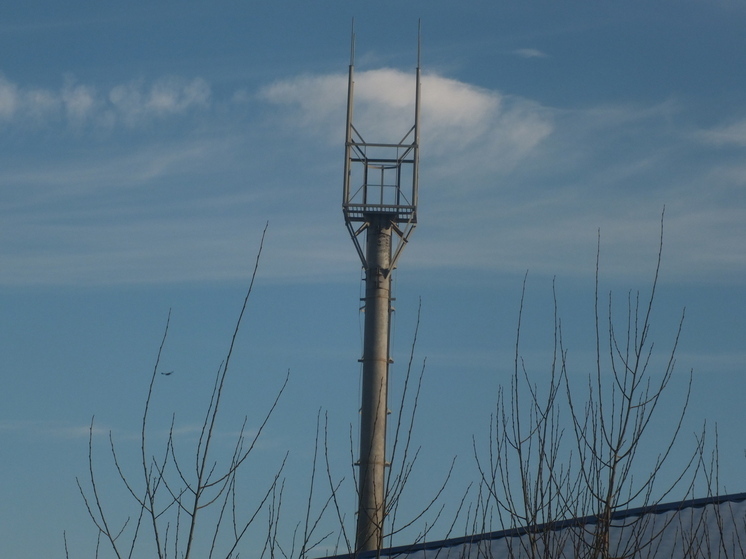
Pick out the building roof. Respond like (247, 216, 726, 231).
(320, 492, 746, 559)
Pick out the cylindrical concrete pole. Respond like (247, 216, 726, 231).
(356, 214, 393, 553)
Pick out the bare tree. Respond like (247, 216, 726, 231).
(70, 220, 462, 559)
(383, 300, 459, 549)
(72, 225, 320, 559)
(476, 213, 708, 559)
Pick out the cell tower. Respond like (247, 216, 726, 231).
(342, 29, 420, 554)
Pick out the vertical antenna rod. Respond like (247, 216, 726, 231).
(343, 26, 420, 553)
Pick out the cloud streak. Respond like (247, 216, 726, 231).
(261, 69, 553, 180)
(259, 69, 745, 283)
(513, 48, 548, 59)
(0, 419, 108, 440)
(696, 118, 746, 147)
(1, 68, 744, 286)
(0, 73, 210, 129)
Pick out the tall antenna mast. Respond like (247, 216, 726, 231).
(343, 25, 420, 554)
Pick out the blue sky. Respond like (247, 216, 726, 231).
(2, 2, 745, 557)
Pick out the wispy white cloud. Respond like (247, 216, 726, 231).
(0, 75, 19, 118)
(696, 118, 746, 146)
(0, 417, 245, 442)
(62, 77, 97, 122)
(513, 48, 548, 59)
(256, 71, 744, 284)
(260, 69, 553, 179)
(1, 68, 744, 287)
(108, 76, 211, 125)
(0, 419, 108, 439)
(0, 73, 211, 129)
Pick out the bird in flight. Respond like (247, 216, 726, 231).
(161, 370, 174, 376)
